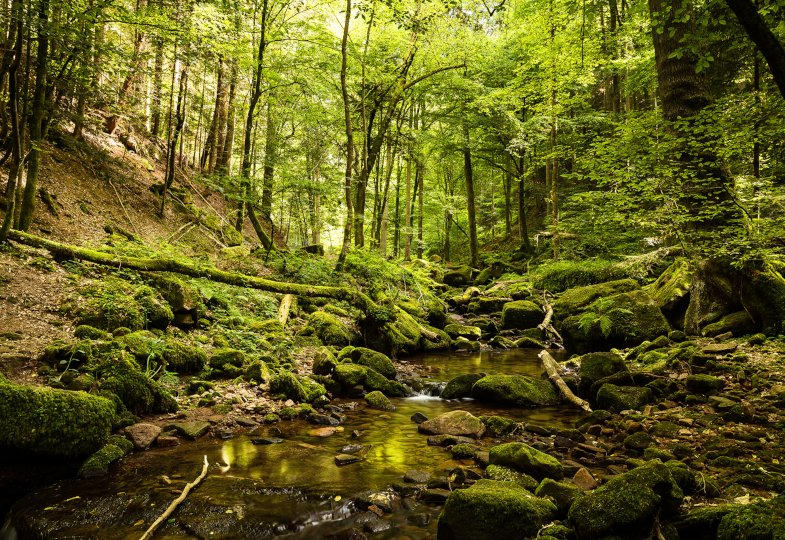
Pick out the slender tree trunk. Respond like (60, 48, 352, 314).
(260, 99, 277, 221)
(150, 34, 164, 139)
(403, 155, 412, 261)
(336, 0, 353, 267)
(200, 58, 223, 172)
(0, 0, 23, 242)
(416, 157, 424, 259)
(217, 60, 237, 175)
(105, 0, 147, 134)
(393, 157, 401, 258)
(463, 120, 478, 268)
(160, 58, 188, 216)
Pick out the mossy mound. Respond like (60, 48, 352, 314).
(269, 371, 326, 403)
(364, 390, 395, 411)
(484, 464, 538, 490)
(488, 442, 563, 480)
(337, 346, 396, 379)
(95, 352, 178, 415)
(561, 290, 671, 353)
(312, 347, 337, 375)
(553, 278, 640, 318)
(568, 461, 683, 539)
(332, 363, 407, 397)
(74, 325, 109, 340)
(644, 257, 693, 324)
(418, 410, 486, 438)
(443, 266, 473, 287)
(208, 347, 247, 377)
(471, 374, 559, 407)
(437, 479, 558, 539)
(685, 374, 724, 394)
(444, 323, 482, 341)
(163, 339, 208, 374)
(79, 443, 125, 477)
(304, 311, 356, 346)
(0, 378, 115, 458)
(75, 277, 173, 331)
(441, 373, 485, 400)
(530, 259, 641, 293)
(595, 383, 652, 412)
(500, 300, 542, 330)
(479, 415, 517, 436)
(577, 351, 627, 394)
(535, 478, 581, 515)
(717, 495, 785, 539)
(701, 310, 755, 337)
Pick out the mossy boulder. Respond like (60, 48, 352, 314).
(716, 495, 785, 539)
(269, 371, 326, 403)
(0, 379, 115, 458)
(441, 373, 485, 400)
(337, 346, 396, 379)
(149, 275, 205, 326)
(312, 347, 337, 375)
(701, 310, 755, 337)
(480, 415, 517, 436)
(645, 257, 693, 324)
(500, 300, 542, 330)
(75, 278, 173, 331)
(95, 352, 178, 415)
(535, 478, 582, 515)
(484, 464, 538, 490)
(305, 311, 355, 346)
(444, 324, 482, 341)
(209, 348, 246, 370)
(489, 442, 563, 480)
(561, 291, 671, 353)
(74, 325, 109, 340)
(333, 363, 407, 397)
(553, 278, 640, 318)
(685, 374, 725, 394)
(437, 479, 558, 539)
(443, 266, 473, 287)
(163, 339, 207, 374)
(577, 351, 626, 394)
(595, 383, 652, 412)
(418, 410, 486, 438)
(471, 375, 559, 407)
(568, 461, 683, 539)
(79, 443, 125, 477)
(365, 390, 395, 411)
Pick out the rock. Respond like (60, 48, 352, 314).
(645, 258, 693, 322)
(577, 351, 626, 394)
(250, 437, 284, 445)
(701, 311, 755, 337)
(451, 443, 479, 459)
(703, 341, 739, 355)
(427, 434, 475, 447)
(561, 291, 671, 353)
(309, 413, 340, 426)
(441, 373, 485, 399)
(554, 278, 640, 318)
(489, 442, 563, 480)
(411, 412, 428, 424)
(623, 431, 654, 451)
(270, 372, 326, 403)
(535, 478, 581, 514)
(311, 347, 337, 375)
(674, 505, 738, 540)
(335, 453, 362, 466)
(123, 423, 162, 450)
(404, 470, 430, 483)
(568, 461, 683, 539)
(484, 464, 538, 490)
(209, 348, 247, 369)
(164, 421, 210, 440)
(717, 495, 785, 539)
(452, 336, 481, 351)
(418, 410, 485, 438)
(309, 427, 338, 437)
(479, 415, 517, 436)
(595, 383, 653, 412)
(471, 374, 559, 407)
(305, 311, 357, 346)
(489, 335, 515, 349)
(685, 374, 725, 394)
(79, 444, 125, 478)
(500, 300, 543, 330)
(437, 479, 558, 539)
(333, 363, 408, 397)
(444, 324, 483, 341)
(422, 488, 451, 503)
(514, 336, 547, 348)
(155, 435, 179, 447)
(572, 467, 598, 490)
(338, 346, 396, 379)
(709, 395, 738, 409)
(443, 266, 473, 286)
(364, 390, 395, 411)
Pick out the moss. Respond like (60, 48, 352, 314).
(685, 374, 725, 394)
(535, 478, 581, 514)
(530, 259, 638, 293)
(0, 379, 115, 457)
(624, 431, 653, 451)
(644, 447, 676, 461)
(78, 443, 125, 478)
(150, 275, 204, 314)
(450, 443, 479, 459)
(489, 442, 563, 480)
(675, 505, 737, 540)
(41, 339, 96, 369)
(243, 360, 271, 383)
(163, 339, 208, 374)
(444, 324, 482, 340)
(269, 371, 325, 403)
(305, 311, 355, 346)
(514, 336, 546, 348)
(484, 278, 533, 299)
(595, 383, 653, 412)
(107, 434, 134, 454)
(117, 330, 164, 364)
(471, 374, 559, 407)
(441, 373, 485, 400)
(443, 265, 473, 286)
(717, 495, 785, 539)
(364, 390, 395, 411)
(332, 363, 407, 397)
(480, 415, 517, 436)
(437, 479, 558, 539)
(500, 300, 542, 330)
(95, 352, 178, 415)
(376, 307, 423, 355)
(209, 348, 247, 369)
(75, 278, 173, 331)
(645, 257, 693, 314)
(74, 325, 108, 340)
(312, 347, 337, 375)
(553, 278, 640, 318)
(484, 464, 538, 490)
(702, 311, 755, 337)
(338, 346, 396, 379)
(187, 379, 214, 394)
(578, 351, 626, 394)
(568, 461, 683, 539)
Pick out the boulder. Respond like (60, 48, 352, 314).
(644, 258, 693, 324)
(554, 278, 640, 318)
(418, 410, 485, 438)
(701, 311, 755, 337)
(471, 374, 559, 407)
(535, 478, 581, 515)
(441, 373, 485, 399)
(443, 266, 473, 287)
(338, 346, 396, 379)
(685, 374, 725, 394)
(124, 423, 161, 450)
(577, 351, 626, 394)
(568, 461, 683, 539)
(305, 311, 356, 346)
(444, 324, 483, 341)
(500, 300, 543, 330)
(269, 372, 326, 403)
(164, 421, 211, 439)
(312, 347, 337, 375)
(364, 390, 395, 411)
(79, 443, 125, 478)
(489, 442, 563, 480)
(333, 364, 408, 397)
(437, 479, 558, 539)
(595, 383, 653, 412)
(484, 464, 538, 490)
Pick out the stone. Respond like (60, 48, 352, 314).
(404, 470, 430, 484)
(309, 413, 340, 426)
(335, 453, 362, 466)
(535, 478, 582, 514)
(250, 437, 284, 445)
(437, 479, 558, 539)
(484, 464, 538, 490)
(703, 341, 739, 355)
(441, 373, 485, 399)
(123, 423, 162, 450)
(427, 434, 475, 447)
(489, 442, 563, 480)
(338, 346, 397, 379)
(411, 412, 428, 424)
(418, 410, 486, 438)
(309, 427, 338, 437)
(364, 390, 395, 411)
(554, 279, 641, 317)
(595, 384, 653, 412)
(444, 324, 483, 341)
(578, 351, 627, 394)
(624, 431, 654, 451)
(163, 421, 210, 440)
(155, 435, 179, 447)
(572, 468, 598, 490)
(471, 374, 559, 407)
(500, 300, 543, 330)
(686, 374, 725, 394)
(422, 488, 451, 503)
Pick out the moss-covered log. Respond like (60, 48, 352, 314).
(7, 230, 380, 315)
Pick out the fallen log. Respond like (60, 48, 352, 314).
(538, 295, 564, 346)
(278, 293, 294, 326)
(6, 230, 380, 315)
(539, 349, 592, 412)
(139, 455, 209, 540)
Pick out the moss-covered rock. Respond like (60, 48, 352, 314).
(437, 479, 558, 539)
(305, 311, 355, 346)
(338, 346, 396, 379)
(561, 291, 671, 353)
(500, 300, 542, 330)
(514, 336, 546, 349)
(75, 278, 173, 331)
(78, 443, 125, 478)
(149, 275, 205, 326)
(74, 325, 109, 340)
(443, 266, 473, 287)
(675, 504, 737, 540)
(577, 351, 626, 394)
(332, 363, 407, 397)
(441, 373, 485, 400)
(418, 410, 486, 438)
(95, 352, 177, 415)
(595, 383, 652, 411)
(701, 310, 755, 337)
(489, 442, 563, 480)
(568, 461, 683, 539)
(450, 443, 479, 459)
(480, 415, 517, 436)
(0, 379, 115, 457)
(554, 278, 640, 318)
(685, 374, 725, 394)
(472, 375, 559, 407)
(163, 339, 207, 374)
(364, 390, 395, 411)
(269, 371, 326, 403)
(535, 478, 581, 515)
(484, 464, 538, 490)
(312, 347, 337, 375)
(444, 323, 483, 341)
(717, 495, 785, 539)
(645, 257, 693, 324)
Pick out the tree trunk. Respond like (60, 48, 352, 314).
(150, 34, 164, 139)
(403, 155, 412, 261)
(159, 59, 188, 216)
(200, 58, 223, 172)
(416, 157, 424, 259)
(336, 0, 354, 267)
(260, 99, 277, 221)
(463, 121, 478, 268)
(0, 0, 23, 242)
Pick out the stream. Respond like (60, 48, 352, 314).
(2, 349, 585, 539)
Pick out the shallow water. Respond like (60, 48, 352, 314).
(3, 349, 584, 539)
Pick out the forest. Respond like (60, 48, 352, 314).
(0, 0, 784, 536)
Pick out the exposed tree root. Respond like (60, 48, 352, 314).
(539, 350, 592, 412)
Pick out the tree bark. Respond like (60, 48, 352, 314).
(336, 0, 354, 268)
(463, 120, 478, 268)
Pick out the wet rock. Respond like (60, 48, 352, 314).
(703, 341, 739, 355)
(155, 435, 179, 447)
(572, 467, 598, 490)
(364, 390, 395, 411)
(250, 437, 284, 445)
(485, 464, 538, 490)
(309, 427, 339, 437)
(123, 423, 161, 450)
(535, 478, 581, 515)
(452, 336, 481, 351)
(500, 300, 543, 330)
(437, 479, 558, 539)
(335, 453, 362, 466)
(450, 443, 480, 459)
(309, 413, 340, 426)
(568, 460, 683, 539)
(513, 336, 547, 349)
(410, 412, 428, 424)
(444, 324, 483, 341)
(489, 442, 563, 480)
(471, 374, 559, 407)
(78, 444, 125, 478)
(595, 383, 652, 412)
(164, 421, 210, 439)
(623, 431, 654, 451)
(356, 491, 398, 513)
(717, 494, 785, 539)
(686, 374, 725, 394)
(422, 488, 451, 503)
(489, 335, 515, 349)
(577, 352, 626, 394)
(338, 346, 397, 379)
(427, 434, 475, 447)
(441, 373, 485, 399)
(554, 279, 641, 318)
(404, 470, 430, 484)
(418, 410, 486, 438)
(480, 415, 517, 436)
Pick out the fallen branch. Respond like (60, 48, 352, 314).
(539, 350, 592, 412)
(6, 229, 380, 315)
(139, 455, 209, 540)
(278, 293, 294, 326)
(538, 293, 564, 346)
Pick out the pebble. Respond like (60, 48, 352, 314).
(250, 437, 284, 445)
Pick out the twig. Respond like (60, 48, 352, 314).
(139, 455, 209, 540)
(539, 350, 592, 412)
